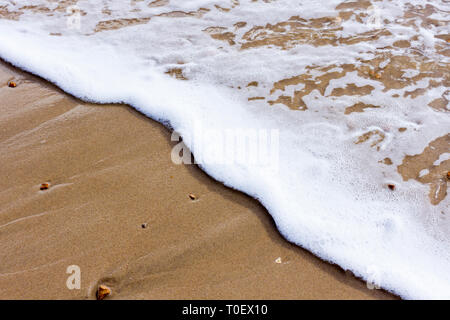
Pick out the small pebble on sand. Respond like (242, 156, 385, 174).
(388, 184, 395, 191)
(96, 285, 111, 300)
(40, 183, 50, 190)
(8, 81, 17, 88)
(189, 193, 197, 200)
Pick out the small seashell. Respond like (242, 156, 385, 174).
(275, 257, 282, 264)
(8, 81, 17, 88)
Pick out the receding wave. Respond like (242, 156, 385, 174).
(0, 0, 448, 299)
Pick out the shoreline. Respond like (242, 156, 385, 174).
(0, 59, 395, 299)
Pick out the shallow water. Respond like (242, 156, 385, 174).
(0, 0, 448, 299)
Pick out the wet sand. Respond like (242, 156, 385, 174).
(0, 60, 395, 300)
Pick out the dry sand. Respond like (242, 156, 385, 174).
(0, 60, 395, 299)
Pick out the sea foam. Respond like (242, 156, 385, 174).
(0, 0, 449, 299)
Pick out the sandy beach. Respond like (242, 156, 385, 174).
(0, 60, 395, 300)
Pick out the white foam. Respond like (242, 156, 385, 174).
(419, 169, 430, 178)
(434, 153, 450, 166)
(0, 0, 449, 299)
